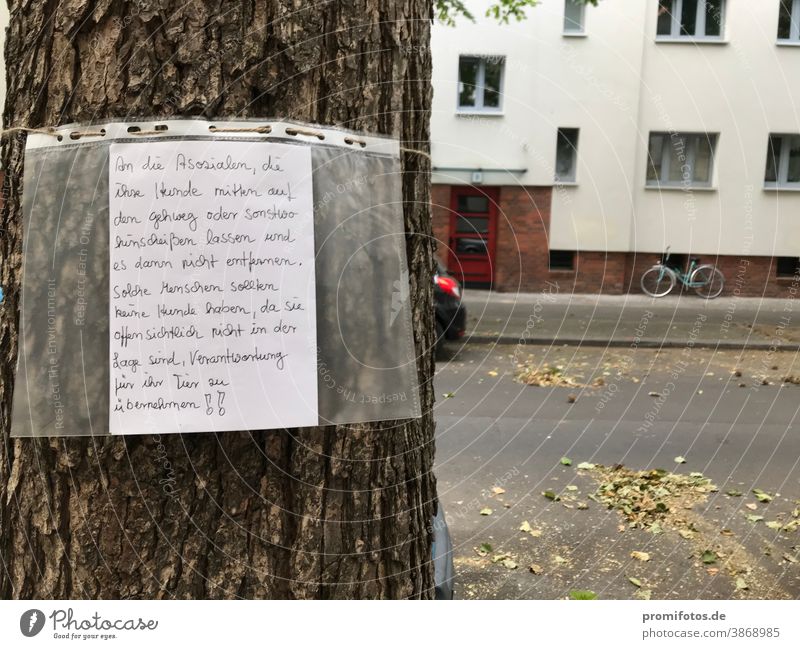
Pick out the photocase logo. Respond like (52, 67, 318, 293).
(390, 270, 410, 326)
(20, 609, 45, 637)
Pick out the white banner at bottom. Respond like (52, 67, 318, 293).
(1, 600, 799, 648)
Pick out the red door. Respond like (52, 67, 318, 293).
(448, 187, 498, 286)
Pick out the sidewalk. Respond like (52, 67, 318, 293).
(463, 289, 800, 350)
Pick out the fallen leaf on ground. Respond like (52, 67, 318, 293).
(726, 489, 743, 497)
(706, 567, 720, 576)
(577, 462, 596, 470)
(753, 488, 773, 503)
(560, 457, 572, 466)
(569, 590, 597, 600)
(553, 555, 568, 565)
(702, 550, 718, 565)
(674, 456, 687, 464)
(628, 577, 642, 588)
(516, 365, 582, 388)
(543, 490, 560, 501)
(679, 529, 695, 540)
(519, 521, 532, 533)
(501, 558, 518, 569)
(766, 521, 782, 530)
(479, 507, 493, 516)
(529, 563, 543, 575)
(476, 543, 492, 557)
(631, 551, 651, 562)
(736, 577, 749, 591)
(636, 589, 652, 600)
(648, 391, 661, 397)
(491, 486, 506, 495)
(745, 503, 758, 511)
(746, 514, 764, 523)
(487, 370, 498, 377)
(584, 464, 717, 533)
(442, 392, 455, 399)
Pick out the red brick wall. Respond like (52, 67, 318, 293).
(432, 183, 799, 297)
(550, 251, 627, 295)
(493, 185, 551, 293)
(431, 184, 451, 267)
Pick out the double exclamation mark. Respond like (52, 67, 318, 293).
(205, 391, 226, 416)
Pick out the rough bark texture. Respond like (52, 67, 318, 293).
(0, 0, 436, 598)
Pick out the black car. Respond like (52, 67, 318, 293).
(434, 263, 466, 354)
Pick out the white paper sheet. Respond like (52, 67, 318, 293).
(108, 140, 318, 434)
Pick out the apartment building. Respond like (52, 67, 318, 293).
(431, 0, 800, 296)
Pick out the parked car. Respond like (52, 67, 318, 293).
(434, 263, 466, 354)
(432, 502, 455, 599)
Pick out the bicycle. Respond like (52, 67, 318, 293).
(640, 248, 725, 299)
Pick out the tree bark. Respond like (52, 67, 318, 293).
(0, 0, 436, 599)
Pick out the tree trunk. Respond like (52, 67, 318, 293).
(0, 0, 436, 599)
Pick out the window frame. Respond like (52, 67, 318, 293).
(656, 0, 726, 41)
(646, 132, 718, 189)
(555, 127, 580, 183)
(456, 55, 506, 114)
(563, 0, 587, 35)
(764, 133, 800, 189)
(778, 0, 800, 42)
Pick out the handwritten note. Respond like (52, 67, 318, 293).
(108, 140, 318, 434)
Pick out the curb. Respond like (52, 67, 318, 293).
(465, 334, 800, 352)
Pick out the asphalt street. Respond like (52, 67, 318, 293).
(433, 341, 800, 600)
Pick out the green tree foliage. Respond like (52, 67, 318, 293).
(436, 0, 599, 26)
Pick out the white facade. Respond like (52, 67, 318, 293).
(431, 0, 800, 257)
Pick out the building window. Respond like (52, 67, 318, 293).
(457, 56, 504, 112)
(549, 250, 576, 271)
(776, 256, 800, 278)
(564, 0, 586, 34)
(656, 0, 724, 40)
(646, 132, 717, 187)
(555, 128, 579, 182)
(778, 0, 800, 41)
(765, 134, 800, 188)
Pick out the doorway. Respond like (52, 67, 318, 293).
(447, 187, 499, 287)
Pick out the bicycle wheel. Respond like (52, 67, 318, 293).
(641, 265, 675, 297)
(691, 265, 725, 299)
